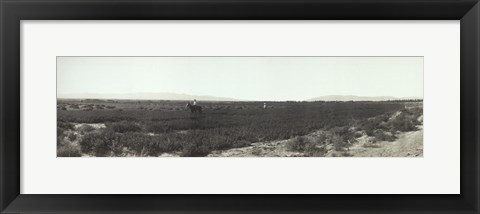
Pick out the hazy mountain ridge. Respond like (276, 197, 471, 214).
(307, 95, 422, 102)
(58, 92, 422, 102)
(57, 92, 243, 101)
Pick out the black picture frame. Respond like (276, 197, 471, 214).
(1, 0, 479, 213)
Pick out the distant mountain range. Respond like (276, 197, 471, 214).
(57, 92, 243, 101)
(58, 92, 422, 102)
(306, 95, 422, 102)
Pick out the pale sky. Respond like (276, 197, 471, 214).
(57, 57, 423, 101)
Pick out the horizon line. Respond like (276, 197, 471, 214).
(57, 95, 424, 102)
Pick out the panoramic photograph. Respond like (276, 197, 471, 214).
(57, 56, 423, 157)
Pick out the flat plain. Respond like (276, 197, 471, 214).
(57, 99, 423, 157)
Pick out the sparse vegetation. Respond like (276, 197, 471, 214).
(362, 141, 380, 148)
(78, 124, 96, 134)
(57, 121, 74, 138)
(373, 129, 396, 142)
(57, 143, 82, 157)
(58, 99, 423, 157)
(389, 109, 422, 132)
(286, 136, 326, 157)
(67, 132, 77, 141)
(357, 107, 422, 142)
(106, 121, 142, 133)
(79, 130, 123, 156)
(57, 135, 81, 157)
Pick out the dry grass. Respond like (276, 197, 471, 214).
(58, 99, 421, 157)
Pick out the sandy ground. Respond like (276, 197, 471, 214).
(73, 123, 106, 129)
(66, 116, 423, 158)
(208, 139, 307, 157)
(207, 111, 423, 157)
(208, 126, 423, 158)
(348, 126, 423, 157)
(64, 123, 106, 157)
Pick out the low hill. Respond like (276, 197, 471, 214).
(57, 92, 242, 101)
(306, 95, 422, 102)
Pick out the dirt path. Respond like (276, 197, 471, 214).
(207, 126, 423, 157)
(348, 126, 423, 157)
(207, 139, 307, 157)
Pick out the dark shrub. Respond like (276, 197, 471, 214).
(122, 133, 148, 151)
(57, 122, 74, 138)
(363, 140, 380, 148)
(329, 126, 356, 145)
(145, 122, 170, 134)
(79, 133, 97, 154)
(79, 130, 123, 156)
(57, 136, 65, 147)
(373, 129, 396, 142)
(57, 143, 81, 157)
(67, 132, 77, 141)
(104, 132, 184, 157)
(78, 124, 96, 134)
(359, 120, 376, 136)
(181, 137, 210, 157)
(331, 133, 348, 151)
(314, 131, 330, 145)
(287, 136, 325, 156)
(389, 113, 417, 132)
(145, 135, 182, 156)
(58, 121, 74, 130)
(354, 132, 363, 138)
(107, 121, 142, 133)
(357, 113, 391, 136)
(231, 139, 251, 149)
(57, 127, 66, 138)
(286, 136, 310, 152)
(304, 143, 326, 156)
